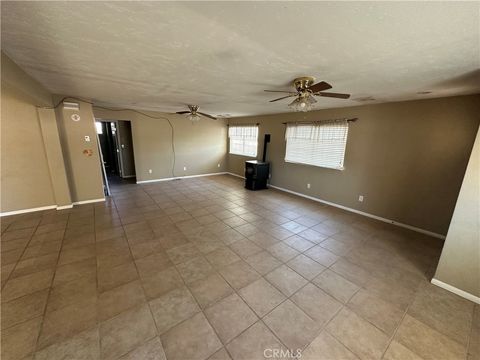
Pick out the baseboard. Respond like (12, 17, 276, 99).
(431, 278, 480, 304)
(0, 205, 57, 217)
(137, 172, 228, 184)
(72, 198, 106, 205)
(222, 172, 446, 239)
(122, 175, 136, 179)
(56, 204, 74, 210)
(226, 172, 245, 179)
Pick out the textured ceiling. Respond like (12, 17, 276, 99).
(2, 1, 479, 117)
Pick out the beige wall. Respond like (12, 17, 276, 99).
(434, 126, 480, 297)
(1, 53, 57, 212)
(54, 97, 104, 202)
(93, 109, 228, 182)
(228, 95, 480, 235)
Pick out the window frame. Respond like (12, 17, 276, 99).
(228, 124, 259, 157)
(284, 120, 349, 171)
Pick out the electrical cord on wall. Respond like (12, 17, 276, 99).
(37, 96, 177, 178)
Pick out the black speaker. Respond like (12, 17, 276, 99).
(245, 160, 269, 191)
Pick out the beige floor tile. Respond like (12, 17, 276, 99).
(283, 235, 316, 252)
(161, 312, 222, 360)
(97, 261, 139, 293)
(99, 304, 157, 360)
(206, 247, 241, 268)
(98, 280, 146, 321)
(383, 340, 423, 360)
(135, 252, 172, 278)
(267, 242, 300, 263)
(47, 274, 97, 313)
(395, 314, 466, 360)
(265, 265, 308, 297)
(286, 254, 325, 280)
(208, 348, 232, 360)
(238, 278, 286, 317)
(34, 327, 100, 360)
(176, 256, 215, 284)
(166, 243, 200, 265)
(229, 239, 262, 259)
(189, 273, 234, 309)
(57, 245, 96, 266)
(264, 300, 320, 350)
(12, 253, 58, 279)
(408, 283, 474, 345)
(219, 260, 261, 290)
(248, 231, 281, 249)
(319, 237, 355, 256)
(1, 289, 49, 330)
(2, 269, 54, 303)
(1, 316, 42, 360)
(313, 269, 359, 303)
(364, 277, 417, 310)
(291, 283, 342, 326)
(347, 289, 404, 336)
(53, 257, 97, 286)
(245, 251, 282, 275)
(37, 298, 98, 350)
(301, 331, 359, 360)
(205, 293, 258, 343)
(330, 258, 373, 287)
(304, 245, 339, 267)
(149, 286, 200, 334)
(120, 337, 166, 360)
(298, 229, 330, 244)
(226, 321, 285, 360)
(141, 266, 184, 300)
(326, 308, 390, 360)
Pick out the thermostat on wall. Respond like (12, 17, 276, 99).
(71, 114, 81, 121)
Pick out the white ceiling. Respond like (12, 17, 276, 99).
(2, 1, 479, 117)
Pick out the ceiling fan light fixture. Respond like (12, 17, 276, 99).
(288, 93, 315, 112)
(186, 113, 201, 122)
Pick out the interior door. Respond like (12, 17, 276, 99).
(116, 120, 136, 178)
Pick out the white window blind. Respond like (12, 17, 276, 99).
(228, 125, 258, 157)
(285, 120, 349, 170)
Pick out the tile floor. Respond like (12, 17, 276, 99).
(1, 174, 478, 360)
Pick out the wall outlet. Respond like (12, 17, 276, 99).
(183, 166, 187, 171)
(307, 183, 311, 189)
(217, 163, 221, 168)
(148, 169, 153, 174)
(358, 195, 364, 202)
(84, 135, 90, 142)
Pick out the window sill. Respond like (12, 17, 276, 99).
(284, 160, 345, 171)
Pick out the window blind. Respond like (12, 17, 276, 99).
(228, 125, 258, 157)
(285, 120, 349, 170)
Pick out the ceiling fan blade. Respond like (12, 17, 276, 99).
(264, 90, 298, 94)
(198, 112, 217, 120)
(270, 94, 297, 102)
(176, 111, 191, 114)
(315, 92, 351, 99)
(308, 81, 333, 93)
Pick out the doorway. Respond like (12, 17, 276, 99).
(96, 120, 136, 192)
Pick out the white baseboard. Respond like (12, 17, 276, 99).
(0, 205, 57, 217)
(56, 204, 73, 210)
(137, 172, 227, 184)
(268, 184, 445, 239)
(72, 198, 105, 205)
(431, 278, 480, 304)
(224, 172, 446, 240)
(122, 175, 136, 178)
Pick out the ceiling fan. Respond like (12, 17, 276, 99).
(265, 76, 350, 112)
(176, 105, 217, 122)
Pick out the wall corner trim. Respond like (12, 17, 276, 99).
(0, 205, 58, 217)
(431, 278, 480, 304)
(136, 172, 228, 184)
(72, 198, 106, 205)
(56, 204, 74, 210)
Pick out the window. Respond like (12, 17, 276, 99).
(285, 120, 349, 170)
(228, 125, 258, 157)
